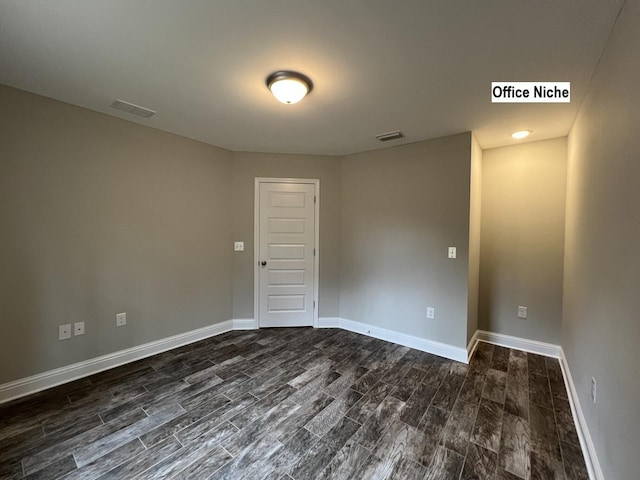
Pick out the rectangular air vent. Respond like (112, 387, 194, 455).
(110, 99, 157, 118)
(375, 130, 404, 142)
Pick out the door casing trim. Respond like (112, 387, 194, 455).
(254, 178, 320, 328)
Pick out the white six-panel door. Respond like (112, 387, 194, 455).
(256, 180, 317, 327)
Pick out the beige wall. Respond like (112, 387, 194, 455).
(340, 133, 472, 348)
(479, 138, 567, 344)
(0, 85, 233, 384)
(467, 134, 482, 344)
(563, 1, 640, 478)
(231, 152, 341, 319)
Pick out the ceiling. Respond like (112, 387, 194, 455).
(0, 1, 624, 155)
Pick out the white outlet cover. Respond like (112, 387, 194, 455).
(116, 312, 127, 327)
(448, 247, 456, 258)
(234, 241, 244, 251)
(74, 322, 85, 336)
(517, 306, 528, 319)
(59, 324, 71, 340)
(427, 307, 435, 319)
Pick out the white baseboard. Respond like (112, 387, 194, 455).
(317, 317, 341, 328)
(318, 317, 468, 363)
(559, 350, 603, 480)
(232, 318, 258, 330)
(466, 329, 480, 362)
(474, 330, 562, 358)
(0, 320, 234, 404)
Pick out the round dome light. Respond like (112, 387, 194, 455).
(266, 71, 313, 104)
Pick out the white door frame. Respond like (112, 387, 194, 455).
(254, 177, 320, 328)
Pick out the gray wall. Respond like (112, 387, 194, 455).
(563, 1, 640, 478)
(479, 138, 567, 344)
(231, 152, 341, 319)
(0, 85, 233, 384)
(340, 133, 472, 348)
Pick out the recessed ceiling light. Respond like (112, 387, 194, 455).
(266, 71, 313, 104)
(511, 130, 532, 139)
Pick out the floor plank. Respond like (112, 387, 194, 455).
(483, 368, 507, 404)
(461, 442, 497, 480)
(499, 413, 531, 479)
(470, 397, 503, 453)
(440, 399, 478, 456)
(289, 416, 361, 479)
(424, 445, 465, 480)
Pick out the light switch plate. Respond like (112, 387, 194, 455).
(234, 241, 244, 251)
(448, 247, 457, 259)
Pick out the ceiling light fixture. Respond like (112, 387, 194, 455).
(266, 71, 313, 104)
(511, 130, 532, 139)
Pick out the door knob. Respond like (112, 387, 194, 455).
(260, 261, 267, 266)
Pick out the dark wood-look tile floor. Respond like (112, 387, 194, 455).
(0, 328, 589, 479)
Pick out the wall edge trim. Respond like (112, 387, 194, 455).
(466, 329, 480, 362)
(317, 317, 341, 328)
(559, 349, 604, 480)
(318, 317, 468, 363)
(232, 318, 259, 330)
(475, 330, 562, 357)
(0, 320, 234, 404)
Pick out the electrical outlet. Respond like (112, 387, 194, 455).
(116, 312, 127, 327)
(74, 322, 85, 336)
(591, 377, 597, 403)
(234, 241, 244, 251)
(448, 247, 457, 259)
(58, 324, 71, 340)
(517, 306, 528, 319)
(427, 307, 435, 319)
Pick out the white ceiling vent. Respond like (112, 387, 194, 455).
(110, 99, 157, 118)
(375, 130, 404, 142)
